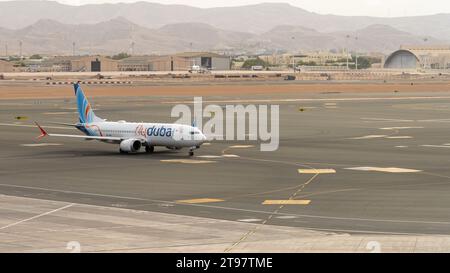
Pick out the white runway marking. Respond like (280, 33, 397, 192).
(0, 203, 74, 231)
(349, 135, 387, 140)
(386, 136, 413, 139)
(229, 145, 255, 149)
(361, 118, 414, 122)
(196, 155, 223, 159)
(379, 127, 424, 130)
(418, 119, 450, 122)
(395, 146, 408, 148)
(275, 216, 299, 219)
(345, 167, 422, 173)
(298, 169, 336, 174)
(222, 154, 240, 158)
(163, 96, 450, 104)
(421, 145, 450, 148)
(21, 143, 63, 147)
(237, 219, 263, 223)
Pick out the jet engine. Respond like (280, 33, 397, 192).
(119, 139, 142, 153)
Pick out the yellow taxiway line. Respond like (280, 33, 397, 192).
(177, 198, 224, 204)
(262, 200, 311, 205)
(298, 169, 336, 174)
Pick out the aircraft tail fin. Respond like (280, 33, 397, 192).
(74, 83, 104, 124)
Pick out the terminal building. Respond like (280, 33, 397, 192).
(384, 45, 450, 70)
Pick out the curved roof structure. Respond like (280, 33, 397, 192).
(384, 49, 420, 69)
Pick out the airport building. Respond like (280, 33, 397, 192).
(295, 51, 350, 65)
(118, 55, 190, 71)
(174, 52, 231, 70)
(118, 56, 156, 71)
(384, 45, 450, 70)
(118, 52, 231, 71)
(0, 60, 14, 72)
(38, 56, 118, 72)
(257, 52, 351, 68)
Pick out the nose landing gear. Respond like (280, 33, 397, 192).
(188, 145, 200, 157)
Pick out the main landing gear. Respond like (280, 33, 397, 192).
(145, 145, 154, 153)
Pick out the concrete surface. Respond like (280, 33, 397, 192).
(1, 194, 449, 253)
(2, 86, 450, 252)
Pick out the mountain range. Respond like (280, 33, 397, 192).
(0, 1, 447, 55)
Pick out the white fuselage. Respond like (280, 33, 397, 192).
(78, 121, 206, 148)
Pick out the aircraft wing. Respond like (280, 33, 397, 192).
(46, 133, 122, 142)
(47, 122, 79, 127)
(35, 122, 122, 142)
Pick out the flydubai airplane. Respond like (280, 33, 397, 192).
(35, 83, 207, 156)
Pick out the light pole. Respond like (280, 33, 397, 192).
(423, 38, 429, 69)
(354, 36, 358, 70)
(345, 35, 359, 69)
(19, 40, 22, 60)
(345, 35, 350, 69)
(291, 36, 296, 73)
(130, 41, 135, 55)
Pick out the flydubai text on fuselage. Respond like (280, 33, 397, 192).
(35, 83, 206, 156)
(80, 122, 204, 147)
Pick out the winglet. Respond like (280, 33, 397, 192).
(35, 122, 48, 139)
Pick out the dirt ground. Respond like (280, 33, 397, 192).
(1, 82, 450, 100)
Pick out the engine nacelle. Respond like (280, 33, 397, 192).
(120, 139, 142, 153)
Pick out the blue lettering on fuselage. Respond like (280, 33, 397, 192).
(146, 126, 173, 137)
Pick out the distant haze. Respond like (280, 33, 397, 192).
(12, 0, 450, 17)
(0, 1, 448, 55)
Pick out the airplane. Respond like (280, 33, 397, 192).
(35, 83, 207, 156)
(188, 64, 212, 74)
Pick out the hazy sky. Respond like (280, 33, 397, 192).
(4, 0, 450, 17)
